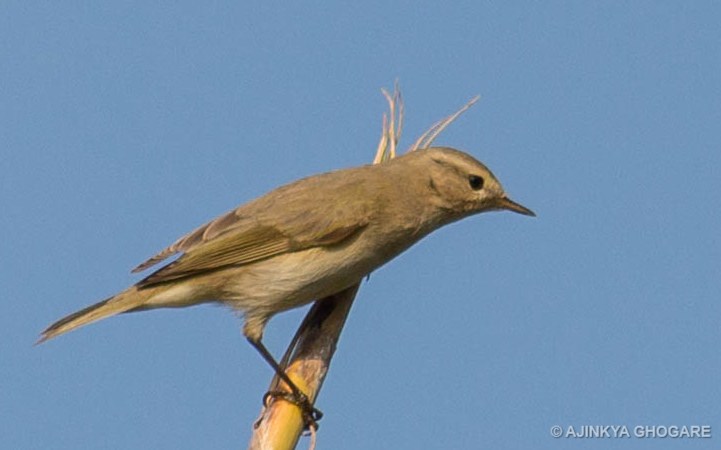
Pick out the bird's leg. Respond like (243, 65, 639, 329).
(246, 337, 323, 429)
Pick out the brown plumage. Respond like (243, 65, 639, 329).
(39, 147, 534, 345)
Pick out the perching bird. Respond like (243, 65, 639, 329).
(39, 147, 534, 422)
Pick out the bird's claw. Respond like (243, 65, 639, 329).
(263, 390, 323, 430)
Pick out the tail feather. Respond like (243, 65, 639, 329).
(37, 287, 150, 344)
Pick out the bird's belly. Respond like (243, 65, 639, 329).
(220, 244, 381, 314)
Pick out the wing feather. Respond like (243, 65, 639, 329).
(131, 165, 378, 287)
(132, 209, 245, 273)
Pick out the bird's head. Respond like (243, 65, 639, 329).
(408, 147, 535, 219)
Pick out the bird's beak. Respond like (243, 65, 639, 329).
(496, 196, 536, 217)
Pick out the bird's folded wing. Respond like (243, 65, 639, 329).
(134, 206, 369, 287)
(131, 166, 377, 287)
(131, 208, 252, 274)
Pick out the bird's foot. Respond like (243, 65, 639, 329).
(263, 390, 323, 431)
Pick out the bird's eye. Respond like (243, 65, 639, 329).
(468, 175, 484, 190)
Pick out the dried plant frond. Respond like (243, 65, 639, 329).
(409, 95, 480, 152)
(374, 82, 404, 164)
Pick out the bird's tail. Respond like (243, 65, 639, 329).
(37, 286, 155, 344)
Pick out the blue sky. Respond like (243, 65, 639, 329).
(2, 2, 719, 449)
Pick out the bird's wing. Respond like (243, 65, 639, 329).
(131, 208, 258, 274)
(133, 173, 374, 287)
(136, 219, 365, 287)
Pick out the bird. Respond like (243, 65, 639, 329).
(38, 146, 534, 423)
